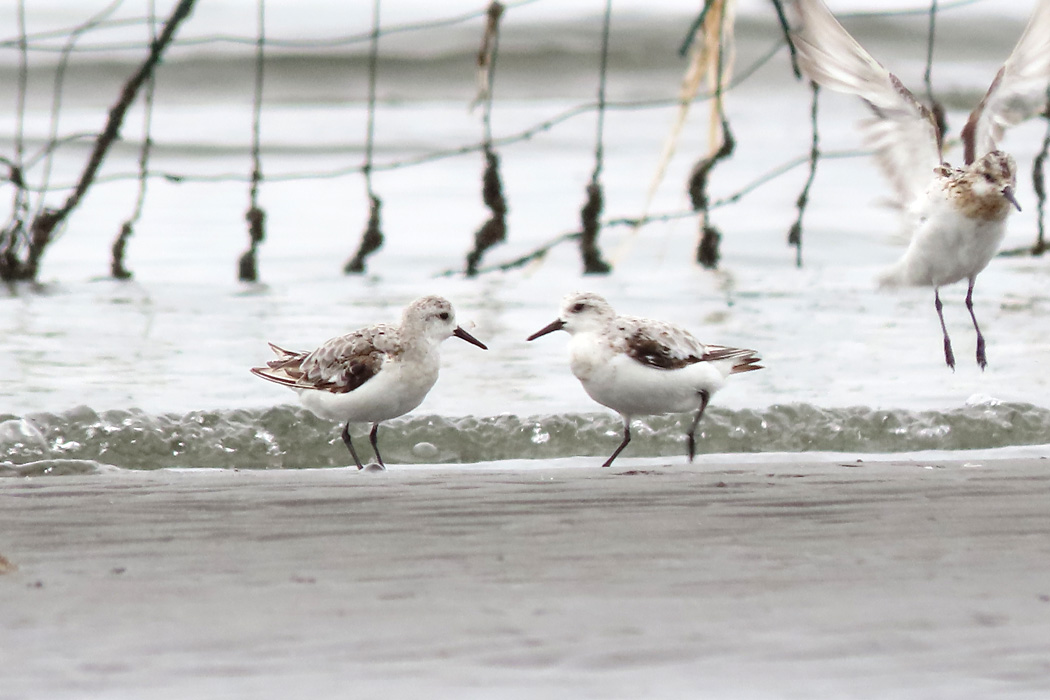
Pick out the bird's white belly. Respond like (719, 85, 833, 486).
(570, 349, 724, 417)
(897, 208, 1007, 287)
(297, 357, 438, 424)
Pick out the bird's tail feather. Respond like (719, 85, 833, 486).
(251, 343, 308, 386)
(877, 260, 908, 288)
(730, 356, 763, 374)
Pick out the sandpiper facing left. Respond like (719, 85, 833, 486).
(786, 0, 1050, 370)
(528, 292, 762, 467)
(251, 295, 487, 469)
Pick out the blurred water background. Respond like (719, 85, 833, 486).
(2, 0, 1049, 471)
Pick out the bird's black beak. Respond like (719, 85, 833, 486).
(526, 319, 566, 341)
(1003, 185, 1022, 212)
(453, 326, 487, 349)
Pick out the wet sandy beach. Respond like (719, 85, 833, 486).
(2, 455, 1050, 699)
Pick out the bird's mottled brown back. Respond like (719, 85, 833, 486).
(251, 325, 403, 394)
(615, 320, 761, 373)
(612, 317, 705, 370)
(295, 325, 401, 393)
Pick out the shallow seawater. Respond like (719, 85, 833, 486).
(1, 5, 1049, 471)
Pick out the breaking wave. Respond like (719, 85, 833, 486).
(2, 401, 1049, 474)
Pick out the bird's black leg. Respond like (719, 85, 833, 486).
(341, 422, 365, 470)
(965, 279, 987, 370)
(934, 288, 955, 371)
(603, 417, 632, 467)
(687, 390, 711, 462)
(368, 422, 385, 467)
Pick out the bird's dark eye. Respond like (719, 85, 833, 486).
(571, 302, 586, 313)
(438, 312, 450, 321)
(983, 173, 996, 183)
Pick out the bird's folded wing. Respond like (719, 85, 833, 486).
(617, 317, 706, 370)
(296, 329, 388, 394)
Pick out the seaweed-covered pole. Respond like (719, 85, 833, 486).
(1029, 100, 1050, 256)
(345, 0, 385, 274)
(0, 0, 30, 280)
(0, 0, 197, 283)
(921, 0, 948, 145)
(768, 0, 823, 268)
(579, 0, 613, 275)
(465, 2, 508, 277)
(787, 81, 819, 268)
(466, 144, 507, 276)
(0, 158, 29, 280)
(683, 0, 735, 270)
(772, 0, 821, 268)
(688, 115, 734, 269)
(345, 193, 382, 273)
(239, 0, 266, 283)
(1001, 88, 1050, 258)
(111, 0, 158, 280)
(579, 179, 608, 274)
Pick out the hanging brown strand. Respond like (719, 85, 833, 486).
(239, 206, 265, 281)
(689, 116, 734, 269)
(239, 0, 266, 282)
(0, 0, 29, 279)
(776, 0, 820, 268)
(579, 0, 613, 275)
(471, 1, 504, 109)
(1033, 105, 1050, 256)
(110, 222, 134, 279)
(1003, 95, 1050, 258)
(686, 1, 735, 270)
(111, 0, 158, 280)
(346, 0, 385, 274)
(465, 2, 508, 277)
(787, 81, 820, 268)
(922, 0, 948, 144)
(345, 194, 383, 274)
(769, 0, 801, 79)
(579, 181, 609, 274)
(466, 145, 508, 276)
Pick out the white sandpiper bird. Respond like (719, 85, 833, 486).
(251, 295, 487, 469)
(527, 292, 762, 467)
(786, 0, 1050, 370)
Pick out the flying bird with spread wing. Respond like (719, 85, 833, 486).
(786, 0, 1050, 370)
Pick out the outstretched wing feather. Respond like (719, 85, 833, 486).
(787, 0, 942, 206)
(963, 0, 1050, 162)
